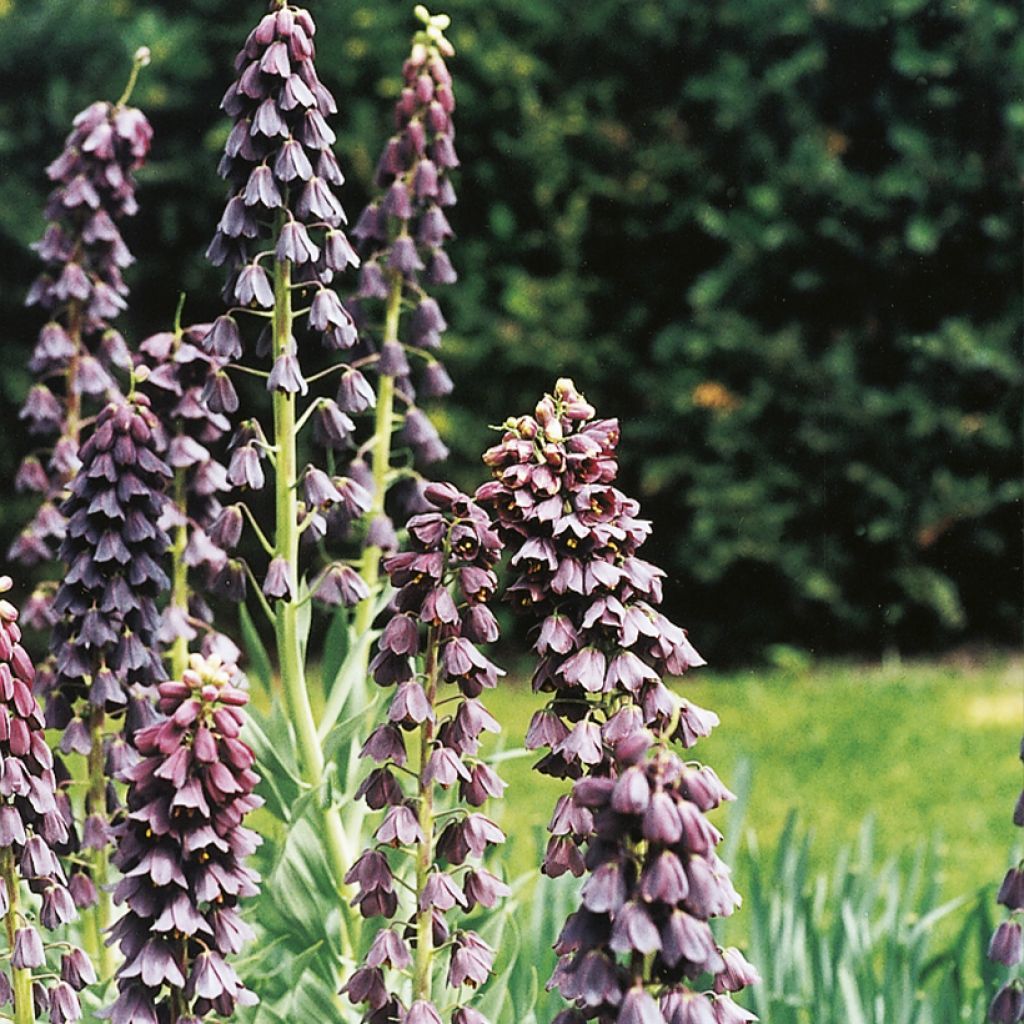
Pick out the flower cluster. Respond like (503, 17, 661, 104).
(140, 323, 234, 656)
(48, 393, 171, 738)
(988, 735, 1024, 1024)
(107, 654, 261, 1024)
(12, 55, 153, 622)
(46, 392, 171, 897)
(477, 380, 756, 1023)
(551, 733, 758, 1024)
(344, 483, 508, 1024)
(204, 0, 358, 384)
(0, 576, 92, 1024)
(350, 6, 458, 468)
(477, 378, 709, 782)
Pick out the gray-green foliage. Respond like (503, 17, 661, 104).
(0, 0, 1020, 660)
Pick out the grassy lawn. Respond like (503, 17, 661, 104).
(482, 653, 1023, 907)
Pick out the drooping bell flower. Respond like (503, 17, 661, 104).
(11, 50, 153, 632)
(106, 654, 261, 1024)
(344, 484, 508, 1024)
(478, 380, 757, 1022)
(0, 575, 91, 1022)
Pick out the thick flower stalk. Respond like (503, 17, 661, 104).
(106, 654, 261, 1024)
(11, 49, 153, 631)
(0, 576, 93, 1024)
(46, 390, 171, 976)
(988, 736, 1024, 1023)
(201, 0, 365, 902)
(343, 483, 508, 1024)
(477, 379, 758, 1024)
(140, 309, 235, 680)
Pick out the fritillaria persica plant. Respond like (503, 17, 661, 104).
(0, 4, 799, 1024)
(478, 380, 759, 1023)
(47, 390, 171, 980)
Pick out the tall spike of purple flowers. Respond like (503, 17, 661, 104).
(477, 380, 758, 1023)
(987, 735, 1024, 1023)
(204, 0, 357, 368)
(139, 318, 238, 673)
(201, 0, 371, 610)
(344, 482, 508, 1024)
(46, 391, 171, 916)
(0, 575, 92, 1024)
(106, 654, 261, 1024)
(11, 50, 153, 633)
(350, 5, 458, 472)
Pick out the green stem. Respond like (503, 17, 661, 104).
(1, 850, 34, 1024)
(320, 274, 402, 751)
(354, 274, 402, 625)
(63, 299, 84, 451)
(115, 47, 150, 109)
(269, 253, 355, 928)
(169, 467, 190, 681)
(86, 709, 116, 982)
(413, 627, 440, 1002)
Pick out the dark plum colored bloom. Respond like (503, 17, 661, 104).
(107, 655, 261, 1023)
(49, 394, 170, 717)
(12, 71, 153, 624)
(46, 393, 171, 889)
(348, 483, 505, 1023)
(479, 380, 756, 1020)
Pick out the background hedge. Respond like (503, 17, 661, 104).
(0, 0, 1020, 662)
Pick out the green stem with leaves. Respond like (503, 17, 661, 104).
(269, 252, 355, 909)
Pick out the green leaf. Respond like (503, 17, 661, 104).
(239, 602, 275, 698)
(320, 603, 351, 698)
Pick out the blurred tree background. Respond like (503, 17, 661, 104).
(0, 0, 1020, 663)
